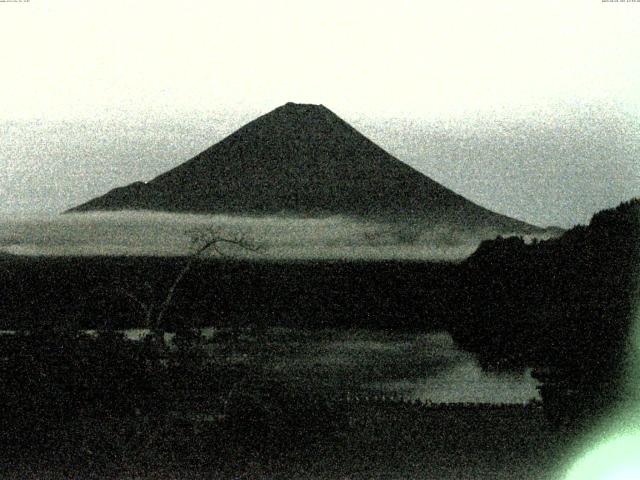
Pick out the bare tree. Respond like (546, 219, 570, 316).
(152, 228, 259, 337)
(93, 227, 259, 348)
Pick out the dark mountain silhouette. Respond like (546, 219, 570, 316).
(69, 102, 543, 233)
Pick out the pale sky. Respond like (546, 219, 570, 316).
(2, 0, 640, 227)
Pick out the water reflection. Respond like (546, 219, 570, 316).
(0, 327, 540, 403)
(270, 329, 541, 404)
(202, 328, 540, 404)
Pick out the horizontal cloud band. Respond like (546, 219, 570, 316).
(0, 211, 554, 261)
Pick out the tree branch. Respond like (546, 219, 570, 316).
(153, 228, 260, 331)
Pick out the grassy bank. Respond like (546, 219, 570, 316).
(1, 401, 572, 480)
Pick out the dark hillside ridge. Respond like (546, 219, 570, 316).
(448, 198, 640, 426)
(69, 103, 544, 234)
(0, 256, 456, 331)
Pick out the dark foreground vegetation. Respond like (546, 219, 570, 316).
(0, 327, 568, 479)
(3, 407, 566, 480)
(0, 199, 637, 476)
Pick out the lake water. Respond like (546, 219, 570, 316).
(124, 327, 541, 404)
(1, 327, 539, 404)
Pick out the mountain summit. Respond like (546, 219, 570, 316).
(69, 103, 540, 232)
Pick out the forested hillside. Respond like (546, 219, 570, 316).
(450, 199, 640, 423)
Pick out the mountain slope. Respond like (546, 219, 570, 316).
(68, 103, 542, 233)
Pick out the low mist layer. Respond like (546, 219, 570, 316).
(0, 211, 550, 261)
